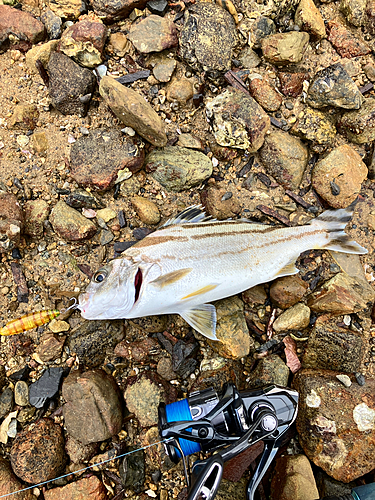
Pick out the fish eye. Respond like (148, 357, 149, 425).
(93, 269, 108, 283)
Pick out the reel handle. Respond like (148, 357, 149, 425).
(188, 455, 224, 500)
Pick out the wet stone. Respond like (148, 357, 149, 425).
(0, 387, 14, 419)
(119, 447, 145, 490)
(295, 0, 326, 38)
(294, 369, 375, 482)
(273, 303, 311, 332)
(270, 455, 319, 500)
(306, 63, 363, 110)
(9, 104, 39, 131)
(132, 196, 160, 225)
(206, 88, 270, 152)
(58, 18, 108, 69)
(259, 129, 308, 190)
(70, 128, 144, 191)
(180, 3, 237, 80)
(128, 15, 177, 53)
(261, 32, 309, 65)
(24, 199, 49, 238)
(14, 381, 29, 407)
(0, 456, 37, 500)
(10, 418, 66, 483)
(44, 475, 107, 500)
(200, 181, 241, 220)
(62, 369, 123, 444)
(29, 367, 63, 408)
(145, 146, 212, 191)
(124, 375, 163, 427)
(0, 5, 45, 51)
(48, 0, 85, 19)
(340, 0, 367, 27)
(50, 201, 97, 241)
(36, 332, 65, 362)
(311, 144, 367, 208)
(166, 77, 194, 104)
(337, 97, 375, 144)
(41, 10, 62, 39)
(270, 275, 308, 309)
(291, 107, 336, 152)
(326, 20, 371, 58)
(248, 77, 282, 112)
(247, 354, 289, 388)
(0, 192, 24, 253)
(48, 52, 96, 116)
(278, 71, 309, 97)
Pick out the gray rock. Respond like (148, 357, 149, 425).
(306, 63, 363, 109)
(62, 369, 123, 444)
(337, 97, 375, 143)
(65, 436, 99, 464)
(247, 354, 289, 388)
(48, 52, 96, 116)
(340, 0, 367, 26)
(153, 58, 176, 82)
(128, 15, 178, 53)
(291, 106, 336, 152)
(259, 129, 308, 190)
(41, 10, 62, 39)
(29, 367, 64, 408)
(238, 47, 261, 68)
(49, 201, 97, 241)
(0, 388, 14, 419)
(249, 16, 276, 49)
(14, 381, 29, 407)
(89, 0, 149, 22)
(119, 447, 145, 490)
(124, 375, 163, 427)
(180, 3, 237, 80)
(273, 303, 311, 332)
(145, 146, 212, 191)
(0, 192, 24, 253)
(315, 470, 354, 498)
(261, 32, 309, 65)
(206, 88, 270, 151)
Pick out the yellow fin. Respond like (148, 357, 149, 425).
(179, 304, 218, 341)
(181, 284, 218, 300)
(150, 268, 192, 288)
(275, 260, 299, 278)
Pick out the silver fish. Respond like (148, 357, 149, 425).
(78, 203, 367, 340)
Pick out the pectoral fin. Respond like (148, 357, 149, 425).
(275, 260, 299, 278)
(179, 304, 218, 341)
(150, 268, 192, 288)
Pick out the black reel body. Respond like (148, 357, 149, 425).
(158, 384, 298, 500)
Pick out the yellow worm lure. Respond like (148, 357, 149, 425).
(0, 310, 60, 336)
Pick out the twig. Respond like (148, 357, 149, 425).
(256, 205, 292, 226)
(224, 70, 251, 95)
(284, 189, 315, 210)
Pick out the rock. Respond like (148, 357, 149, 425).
(336, 374, 352, 388)
(177, 133, 203, 150)
(48, 0, 85, 19)
(172, 335, 199, 377)
(216, 478, 247, 500)
(44, 476, 108, 500)
(9, 104, 39, 130)
(261, 32, 309, 65)
(29, 367, 63, 408)
(115, 337, 160, 363)
(238, 47, 261, 68)
(24, 199, 49, 238)
(273, 303, 311, 332)
(157, 357, 177, 381)
(315, 470, 354, 498)
(306, 63, 363, 109)
(62, 369, 123, 444)
(107, 32, 130, 57)
(0, 6, 45, 51)
(295, 0, 326, 38)
(206, 88, 270, 151)
(48, 52, 96, 116)
(65, 436, 98, 463)
(124, 375, 163, 427)
(14, 381, 29, 407)
(367, 0, 375, 34)
(270, 276, 308, 309)
(70, 128, 144, 191)
(99, 76, 167, 147)
(249, 16, 276, 49)
(67, 319, 124, 368)
(153, 58, 176, 83)
(166, 77, 194, 104)
(145, 146, 212, 191)
(31, 131, 48, 154)
(10, 418, 66, 483)
(242, 284, 268, 306)
(247, 354, 289, 388)
(128, 15, 177, 53)
(58, 18, 108, 68)
(209, 296, 253, 360)
(337, 97, 375, 144)
(259, 130, 308, 190)
(0, 387, 14, 419)
(119, 447, 145, 490)
(41, 10, 62, 39)
(303, 315, 366, 373)
(180, 3, 237, 79)
(25, 40, 58, 74)
(326, 20, 371, 57)
(270, 455, 319, 500)
(89, 0, 148, 22)
(36, 333, 65, 362)
(307, 273, 375, 315)
(278, 71, 309, 97)
(131, 196, 160, 225)
(119, 174, 142, 197)
(340, 0, 367, 26)
(200, 181, 241, 220)
(0, 456, 37, 500)
(223, 441, 264, 482)
(248, 77, 282, 112)
(291, 107, 336, 151)
(147, 0, 168, 16)
(363, 62, 375, 82)
(66, 189, 103, 210)
(311, 144, 367, 208)
(0, 192, 24, 253)
(294, 369, 375, 482)
(50, 201, 97, 241)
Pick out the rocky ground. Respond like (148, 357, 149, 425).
(0, 0, 375, 498)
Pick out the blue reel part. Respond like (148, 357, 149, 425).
(164, 398, 202, 458)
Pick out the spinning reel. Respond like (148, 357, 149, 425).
(158, 383, 298, 500)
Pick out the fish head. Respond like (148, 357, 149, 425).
(78, 258, 141, 319)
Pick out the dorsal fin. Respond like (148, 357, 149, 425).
(160, 205, 214, 228)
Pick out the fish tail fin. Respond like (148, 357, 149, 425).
(311, 201, 368, 254)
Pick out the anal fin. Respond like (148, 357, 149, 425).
(179, 304, 218, 341)
(275, 260, 299, 278)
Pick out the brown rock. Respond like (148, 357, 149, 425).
(270, 275, 309, 309)
(291, 107, 336, 152)
(248, 77, 282, 112)
(0, 5, 45, 50)
(124, 375, 163, 427)
(10, 418, 66, 483)
(246, 354, 290, 388)
(337, 97, 375, 144)
(36, 333, 65, 362)
(44, 476, 108, 500)
(0, 457, 36, 500)
(107, 32, 130, 57)
(115, 337, 160, 362)
(89, 0, 149, 22)
(65, 436, 98, 464)
(131, 196, 160, 225)
(157, 357, 177, 381)
(294, 369, 375, 482)
(311, 144, 367, 208)
(273, 303, 311, 332)
(270, 455, 319, 500)
(9, 104, 39, 130)
(166, 77, 194, 104)
(50, 201, 97, 241)
(295, 0, 326, 38)
(278, 72, 309, 97)
(25, 40, 58, 73)
(326, 20, 371, 57)
(0, 192, 24, 253)
(367, 0, 375, 34)
(128, 15, 178, 53)
(24, 199, 49, 237)
(31, 131, 48, 153)
(62, 369, 123, 444)
(200, 181, 241, 220)
(223, 442, 264, 482)
(48, 0, 86, 20)
(261, 32, 310, 65)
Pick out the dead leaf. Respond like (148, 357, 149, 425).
(283, 336, 301, 374)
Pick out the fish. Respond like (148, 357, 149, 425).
(78, 203, 367, 341)
(0, 309, 60, 336)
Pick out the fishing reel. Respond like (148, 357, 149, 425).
(158, 383, 298, 500)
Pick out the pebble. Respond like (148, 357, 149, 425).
(294, 0, 326, 38)
(115, 337, 160, 362)
(153, 58, 176, 83)
(247, 354, 290, 388)
(41, 10, 62, 39)
(99, 75, 167, 147)
(270, 455, 319, 500)
(311, 144, 368, 208)
(0, 5, 45, 47)
(200, 181, 241, 220)
(0, 456, 37, 500)
(50, 201, 97, 241)
(119, 447, 145, 490)
(65, 436, 98, 464)
(336, 374, 352, 388)
(166, 77, 194, 104)
(337, 97, 375, 144)
(0, 388, 14, 419)
(10, 418, 66, 483)
(157, 357, 177, 381)
(48, 319, 69, 333)
(128, 15, 178, 53)
(340, 0, 367, 27)
(278, 71, 309, 97)
(108, 32, 129, 57)
(326, 20, 371, 57)
(261, 32, 310, 65)
(14, 381, 29, 407)
(9, 104, 39, 131)
(25, 40, 59, 74)
(259, 129, 308, 190)
(238, 47, 261, 68)
(0, 192, 24, 253)
(62, 369, 123, 444)
(291, 106, 336, 151)
(306, 63, 363, 110)
(65, 189, 103, 210)
(249, 16, 276, 49)
(355, 373, 366, 386)
(48, 0, 85, 19)
(145, 146, 212, 191)
(273, 303, 311, 332)
(70, 128, 144, 191)
(147, 0, 168, 15)
(29, 367, 64, 408)
(270, 275, 308, 309)
(31, 131, 48, 154)
(248, 77, 282, 112)
(48, 52, 96, 116)
(124, 375, 163, 427)
(44, 476, 108, 500)
(206, 88, 270, 151)
(24, 199, 49, 238)
(177, 133, 203, 150)
(132, 195, 161, 225)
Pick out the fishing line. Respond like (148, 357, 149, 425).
(0, 438, 172, 499)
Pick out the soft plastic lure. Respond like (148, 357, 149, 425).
(0, 309, 60, 336)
